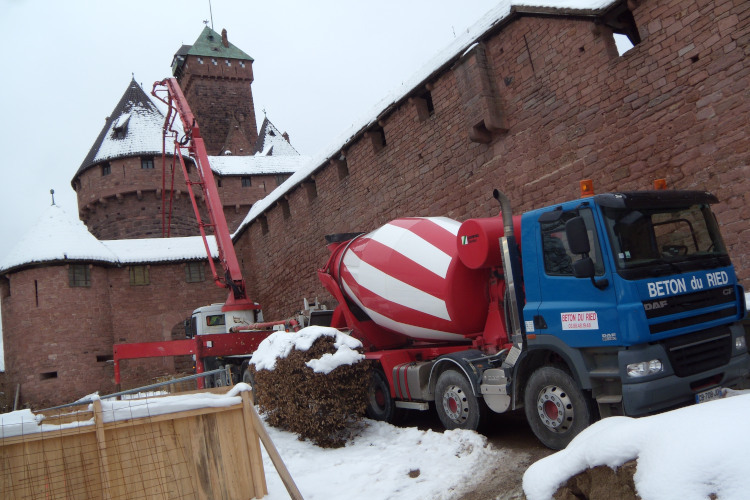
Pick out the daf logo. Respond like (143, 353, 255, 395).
(644, 300, 668, 311)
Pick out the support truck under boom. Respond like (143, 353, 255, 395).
(318, 184, 749, 449)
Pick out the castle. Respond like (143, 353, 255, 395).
(0, 27, 303, 407)
(2, 0, 749, 408)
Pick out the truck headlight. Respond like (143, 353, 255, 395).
(736, 336, 746, 351)
(627, 359, 663, 378)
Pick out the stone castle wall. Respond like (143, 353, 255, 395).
(0, 262, 225, 408)
(235, 0, 750, 320)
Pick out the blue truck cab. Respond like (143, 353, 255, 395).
(518, 190, 748, 447)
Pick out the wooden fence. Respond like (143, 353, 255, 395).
(0, 388, 301, 499)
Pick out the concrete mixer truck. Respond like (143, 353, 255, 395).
(317, 183, 749, 449)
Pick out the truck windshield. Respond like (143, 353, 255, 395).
(602, 204, 729, 279)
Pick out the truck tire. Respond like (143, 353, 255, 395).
(435, 370, 486, 431)
(366, 370, 403, 423)
(524, 366, 594, 450)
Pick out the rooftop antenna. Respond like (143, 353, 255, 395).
(208, 0, 214, 30)
(50, 189, 56, 206)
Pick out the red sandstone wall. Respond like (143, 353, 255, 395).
(1, 266, 114, 408)
(0, 261, 226, 408)
(76, 156, 209, 239)
(219, 173, 286, 231)
(236, 0, 750, 320)
(179, 54, 258, 156)
(106, 261, 226, 389)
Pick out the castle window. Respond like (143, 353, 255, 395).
(185, 262, 205, 283)
(197, 57, 204, 64)
(69, 265, 91, 287)
(211, 58, 218, 65)
(241, 177, 252, 187)
(240, 61, 246, 68)
(40, 371, 58, 380)
(112, 113, 130, 138)
(129, 265, 150, 286)
(141, 157, 155, 169)
(225, 59, 231, 67)
(413, 90, 435, 121)
(275, 174, 290, 186)
(367, 125, 387, 153)
(101, 163, 111, 176)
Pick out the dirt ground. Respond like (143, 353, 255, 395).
(405, 408, 555, 500)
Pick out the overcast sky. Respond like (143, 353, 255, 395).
(0, 0, 506, 260)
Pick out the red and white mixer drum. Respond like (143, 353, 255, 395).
(333, 217, 489, 342)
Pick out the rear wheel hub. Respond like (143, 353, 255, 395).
(536, 385, 573, 433)
(441, 385, 469, 424)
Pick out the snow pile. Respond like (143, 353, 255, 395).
(523, 390, 750, 500)
(261, 419, 498, 500)
(250, 326, 365, 374)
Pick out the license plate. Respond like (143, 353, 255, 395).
(695, 387, 725, 404)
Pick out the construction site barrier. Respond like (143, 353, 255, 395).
(0, 385, 302, 500)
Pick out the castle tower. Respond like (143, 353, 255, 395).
(72, 78, 203, 239)
(171, 27, 258, 156)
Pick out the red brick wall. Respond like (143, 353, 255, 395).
(178, 54, 258, 156)
(219, 173, 287, 231)
(1, 266, 114, 408)
(0, 262, 226, 408)
(75, 156, 208, 239)
(236, 0, 750, 321)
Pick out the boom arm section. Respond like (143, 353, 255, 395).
(152, 78, 258, 312)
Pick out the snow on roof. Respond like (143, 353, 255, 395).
(102, 236, 218, 265)
(0, 204, 218, 274)
(74, 79, 184, 183)
(92, 95, 168, 165)
(254, 117, 299, 157)
(232, 0, 617, 238)
(207, 154, 308, 176)
(0, 204, 117, 272)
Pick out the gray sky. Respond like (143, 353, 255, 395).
(0, 0, 502, 260)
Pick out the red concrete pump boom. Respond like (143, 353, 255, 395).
(151, 78, 258, 312)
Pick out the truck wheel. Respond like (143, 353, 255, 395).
(366, 370, 402, 423)
(524, 366, 594, 450)
(435, 370, 486, 431)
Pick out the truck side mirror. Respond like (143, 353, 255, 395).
(573, 257, 595, 279)
(565, 217, 590, 255)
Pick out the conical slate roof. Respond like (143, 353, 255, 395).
(0, 204, 219, 274)
(0, 204, 117, 273)
(254, 117, 299, 156)
(72, 78, 169, 183)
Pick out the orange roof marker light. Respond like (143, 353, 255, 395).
(580, 179, 594, 197)
(653, 178, 668, 190)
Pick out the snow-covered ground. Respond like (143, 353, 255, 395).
(1, 382, 749, 499)
(2, 325, 749, 499)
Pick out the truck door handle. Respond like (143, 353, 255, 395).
(533, 315, 548, 329)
